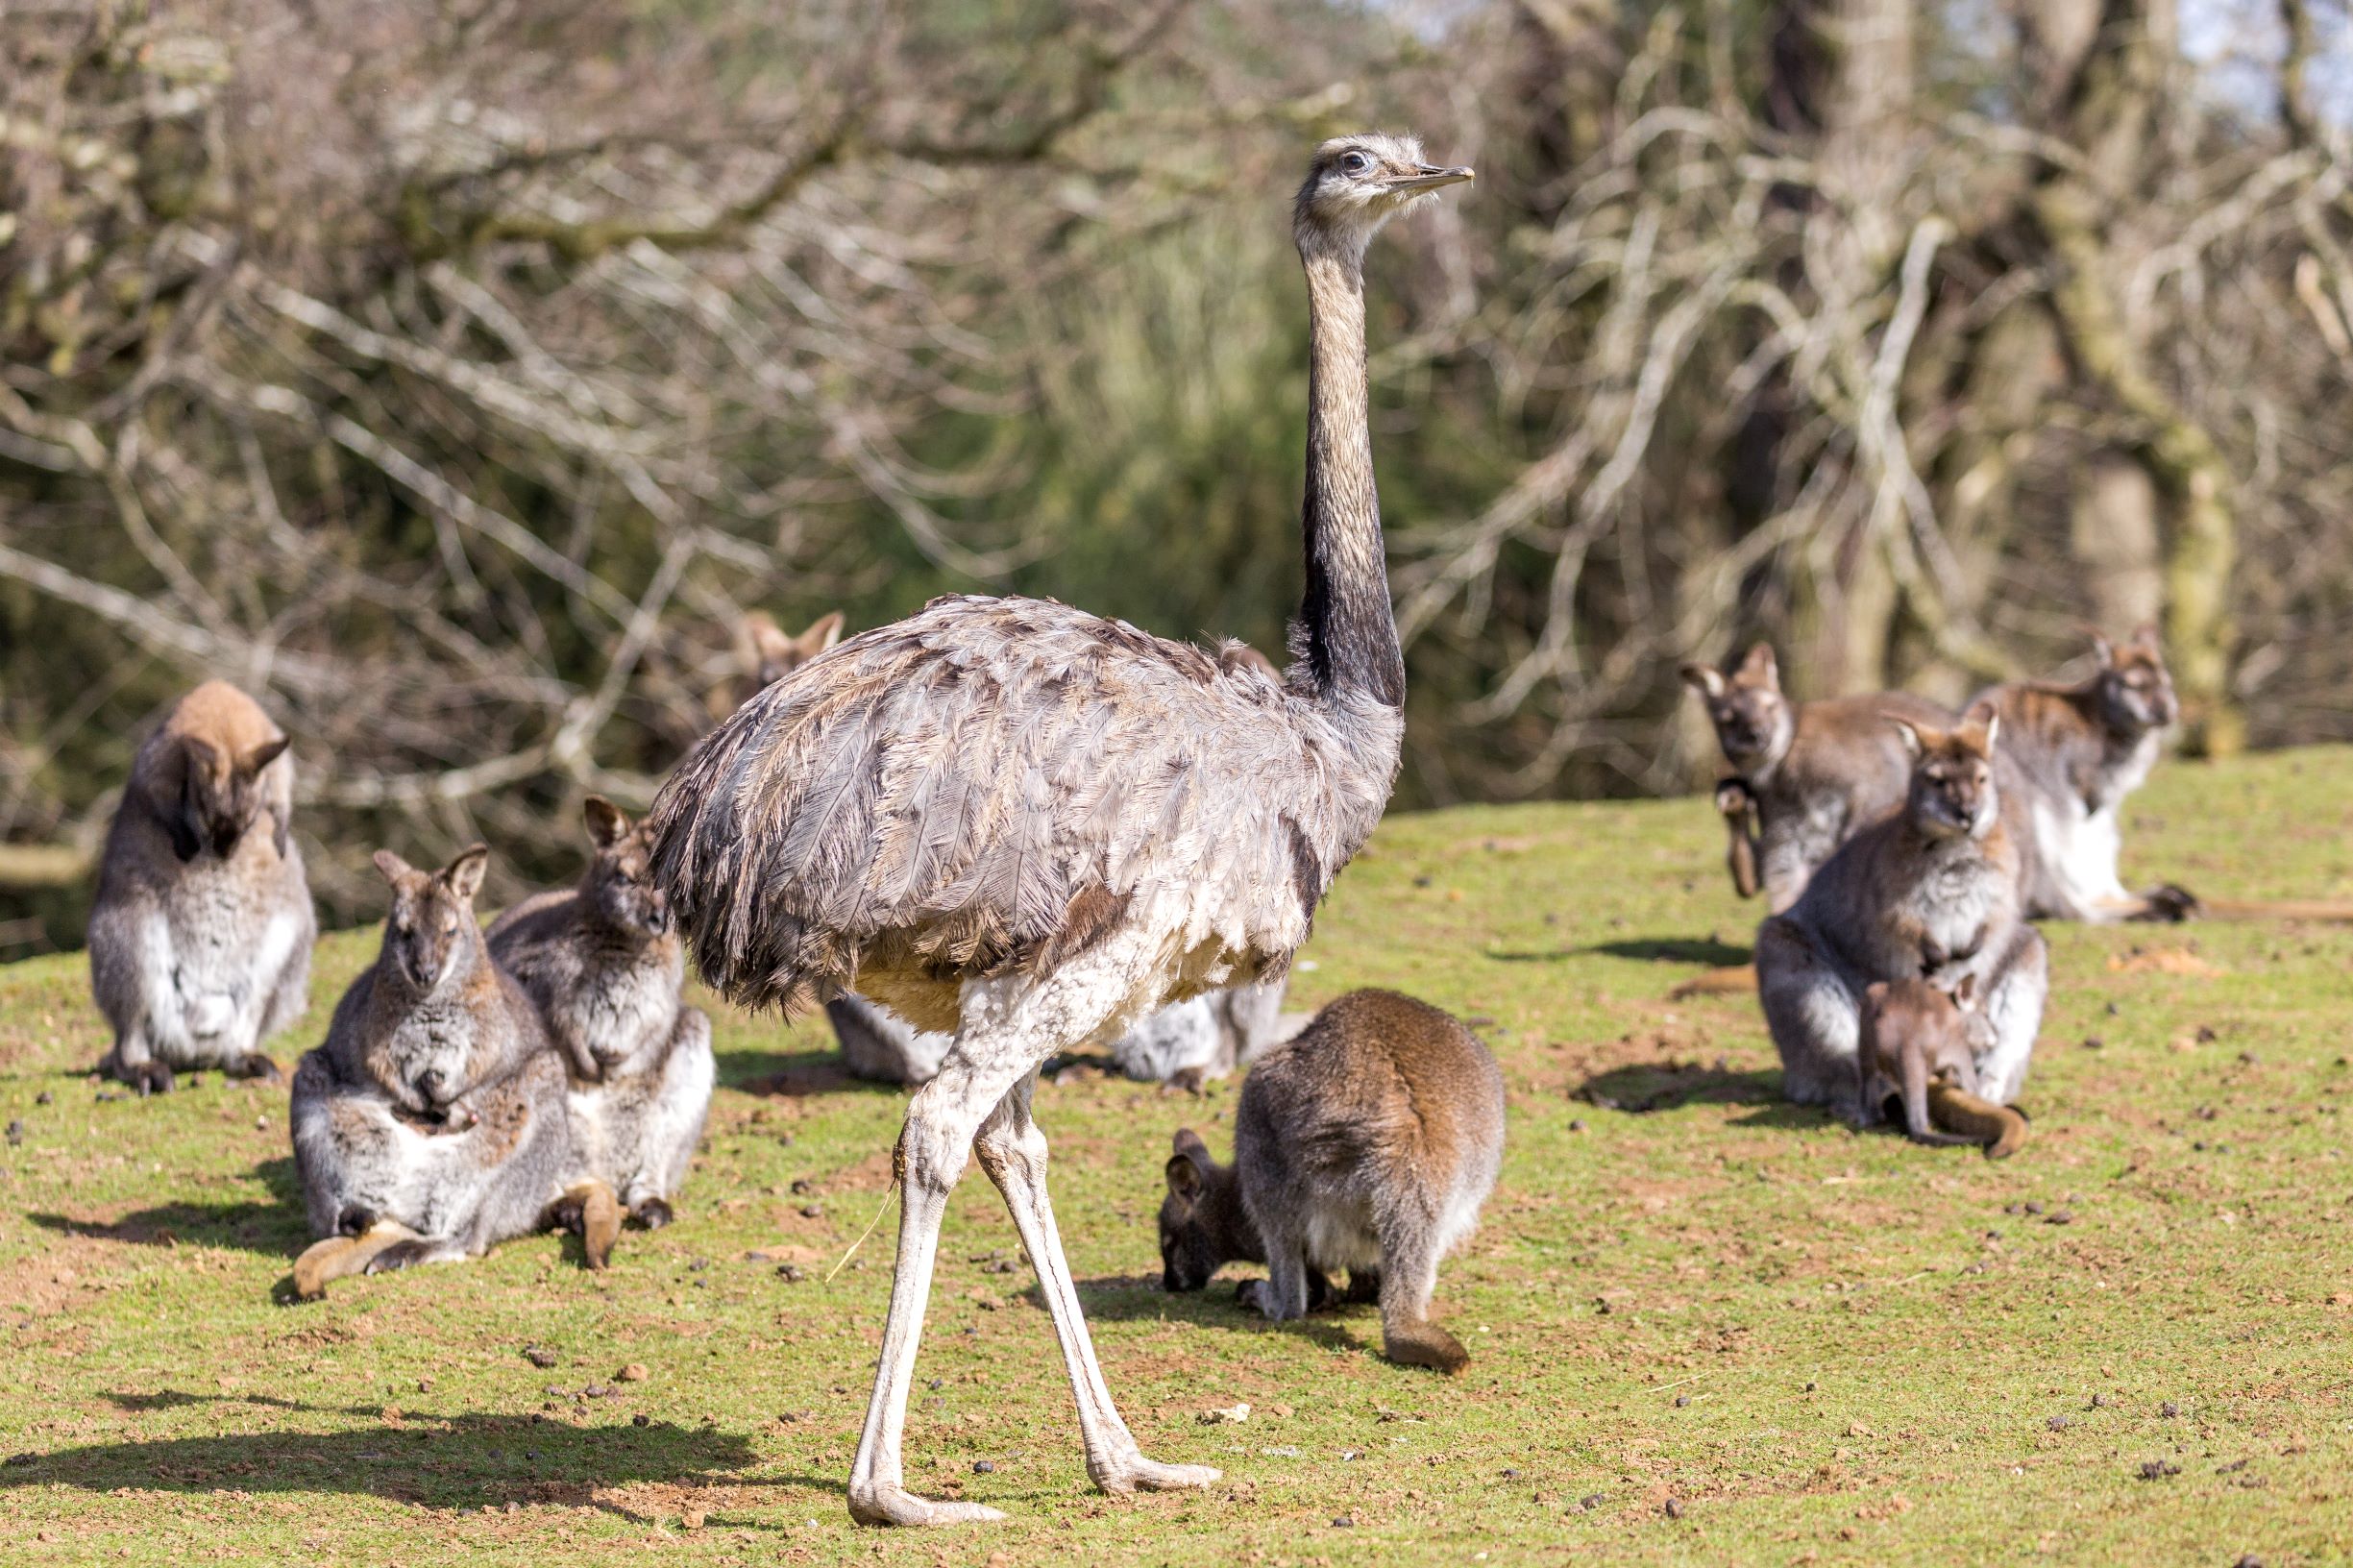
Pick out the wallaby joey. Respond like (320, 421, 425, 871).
(1754, 698, 2047, 1122)
(87, 680, 315, 1093)
(1981, 627, 2196, 923)
(1858, 974, 2029, 1159)
(289, 845, 606, 1300)
(489, 797, 714, 1229)
(1159, 990, 1505, 1374)
(1681, 645, 1957, 912)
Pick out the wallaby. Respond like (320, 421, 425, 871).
(1858, 974, 2029, 1159)
(1681, 644, 1958, 912)
(289, 845, 606, 1300)
(1158, 990, 1505, 1373)
(1978, 627, 2196, 923)
(723, 610, 846, 716)
(488, 797, 714, 1229)
(87, 680, 315, 1092)
(829, 978, 1296, 1090)
(1754, 698, 2047, 1122)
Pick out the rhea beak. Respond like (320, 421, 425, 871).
(1391, 163, 1475, 193)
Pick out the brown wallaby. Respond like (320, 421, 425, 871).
(1858, 974, 2029, 1159)
(288, 845, 608, 1300)
(1978, 627, 2197, 922)
(1681, 644, 1958, 913)
(488, 797, 714, 1229)
(87, 680, 315, 1092)
(1754, 698, 2047, 1122)
(1159, 990, 1505, 1374)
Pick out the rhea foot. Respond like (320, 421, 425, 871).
(846, 1483, 1007, 1528)
(1092, 1451, 1220, 1495)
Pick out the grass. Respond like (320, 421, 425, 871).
(1, 747, 2350, 1566)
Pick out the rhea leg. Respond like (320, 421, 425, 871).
(973, 1075, 1217, 1495)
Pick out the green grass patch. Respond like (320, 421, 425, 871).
(2, 748, 2349, 1564)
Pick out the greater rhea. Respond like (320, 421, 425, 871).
(649, 134, 1471, 1528)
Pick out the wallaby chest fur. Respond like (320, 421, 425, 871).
(1160, 990, 1504, 1372)
(1755, 702, 2047, 1120)
(486, 799, 713, 1217)
(290, 847, 568, 1259)
(87, 681, 314, 1086)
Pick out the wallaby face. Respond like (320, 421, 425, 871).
(1681, 644, 1793, 773)
(164, 733, 291, 862)
(1894, 701, 1999, 841)
(739, 610, 845, 692)
(581, 797, 672, 939)
(1158, 1129, 1246, 1293)
(2092, 626, 2178, 734)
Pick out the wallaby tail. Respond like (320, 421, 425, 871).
(1925, 1080, 2028, 1160)
(289, 1220, 418, 1302)
(1669, 964, 1757, 1000)
(2197, 896, 2353, 923)
(556, 1180, 624, 1270)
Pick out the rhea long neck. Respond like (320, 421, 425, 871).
(1297, 239, 1406, 709)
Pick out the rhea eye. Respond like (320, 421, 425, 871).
(1340, 151, 1372, 176)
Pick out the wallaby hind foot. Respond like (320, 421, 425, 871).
(228, 1053, 283, 1084)
(290, 1220, 419, 1301)
(630, 1196, 674, 1231)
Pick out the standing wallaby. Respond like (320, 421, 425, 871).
(1158, 991, 1505, 1374)
(289, 845, 604, 1300)
(1681, 645, 1958, 912)
(1858, 975, 2029, 1159)
(87, 680, 315, 1092)
(1979, 627, 2196, 922)
(488, 797, 714, 1229)
(1754, 699, 2047, 1122)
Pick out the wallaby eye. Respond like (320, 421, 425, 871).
(441, 912, 459, 935)
(1339, 150, 1372, 176)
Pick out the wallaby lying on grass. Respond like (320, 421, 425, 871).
(489, 797, 714, 1229)
(87, 681, 315, 1092)
(829, 979, 1296, 1090)
(1979, 627, 2196, 923)
(1858, 974, 2029, 1159)
(1682, 644, 1958, 913)
(1755, 699, 2047, 1122)
(289, 845, 607, 1299)
(1159, 990, 1505, 1373)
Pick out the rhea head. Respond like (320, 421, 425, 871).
(1294, 134, 1473, 257)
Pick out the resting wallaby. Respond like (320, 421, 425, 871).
(1681, 644, 1958, 912)
(87, 680, 315, 1092)
(829, 979, 1295, 1090)
(1158, 990, 1505, 1373)
(1979, 627, 2195, 922)
(289, 845, 604, 1300)
(488, 797, 714, 1228)
(1858, 974, 2029, 1159)
(1754, 698, 2047, 1122)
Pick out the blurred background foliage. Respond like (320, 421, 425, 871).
(6, 0, 2353, 952)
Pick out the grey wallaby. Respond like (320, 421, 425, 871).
(488, 796, 714, 1229)
(289, 845, 609, 1300)
(1754, 698, 2047, 1122)
(87, 680, 315, 1092)
(1159, 990, 1505, 1373)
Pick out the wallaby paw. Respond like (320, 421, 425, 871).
(1093, 1453, 1220, 1496)
(122, 1060, 176, 1097)
(846, 1483, 1006, 1528)
(231, 1053, 284, 1085)
(1234, 1278, 1284, 1319)
(1712, 778, 1755, 818)
(2139, 883, 2202, 922)
(1385, 1324, 1472, 1375)
(364, 1239, 439, 1274)
(630, 1198, 674, 1231)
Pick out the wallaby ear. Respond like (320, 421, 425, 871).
(442, 844, 490, 901)
(742, 612, 794, 675)
(1889, 718, 1925, 758)
(1950, 972, 1978, 1009)
(239, 735, 289, 776)
(582, 796, 629, 848)
(1171, 1127, 1210, 1161)
(2089, 628, 2118, 668)
(2130, 623, 2162, 653)
(1957, 698, 2000, 756)
(1164, 1153, 1204, 1201)
(372, 848, 415, 886)
(166, 741, 211, 863)
(794, 610, 846, 657)
(1737, 643, 1778, 688)
(1679, 662, 1727, 699)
